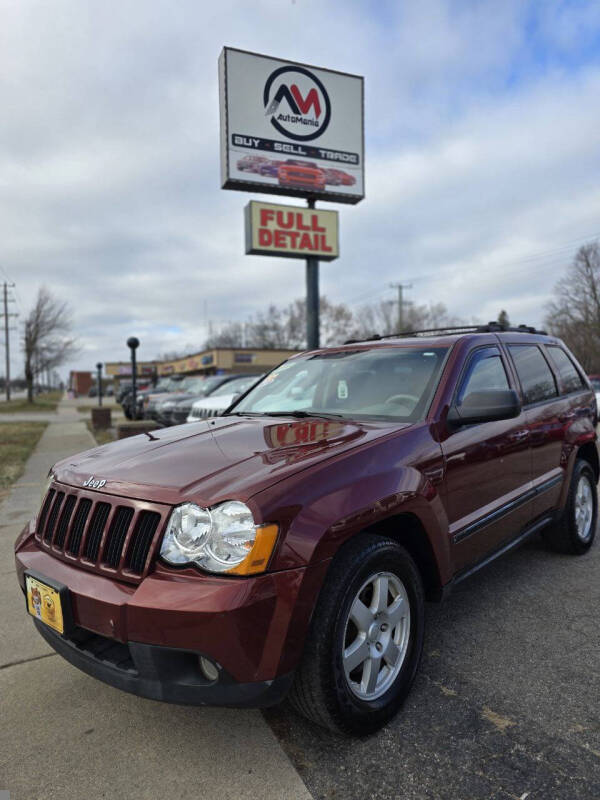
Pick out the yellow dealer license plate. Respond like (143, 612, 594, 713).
(26, 573, 65, 634)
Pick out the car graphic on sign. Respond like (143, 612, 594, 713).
(236, 155, 270, 173)
(278, 160, 326, 191)
(257, 160, 280, 177)
(322, 168, 356, 187)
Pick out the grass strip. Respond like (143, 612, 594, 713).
(0, 421, 48, 494)
(0, 391, 62, 414)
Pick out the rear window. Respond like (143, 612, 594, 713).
(546, 346, 584, 394)
(508, 345, 557, 405)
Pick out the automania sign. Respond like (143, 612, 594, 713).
(219, 48, 364, 204)
(245, 201, 339, 261)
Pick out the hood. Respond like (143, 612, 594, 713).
(53, 415, 408, 508)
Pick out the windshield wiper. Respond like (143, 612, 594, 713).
(225, 410, 346, 419)
(261, 410, 345, 419)
(224, 410, 345, 419)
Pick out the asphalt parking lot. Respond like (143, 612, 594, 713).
(265, 534, 600, 799)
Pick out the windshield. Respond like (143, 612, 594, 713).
(231, 347, 448, 422)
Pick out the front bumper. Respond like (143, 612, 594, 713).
(33, 619, 293, 707)
(16, 526, 330, 701)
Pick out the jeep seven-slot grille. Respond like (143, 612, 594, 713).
(35, 486, 167, 583)
(105, 507, 134, 567)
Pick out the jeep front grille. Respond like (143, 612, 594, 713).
(35, 484, 169, 584)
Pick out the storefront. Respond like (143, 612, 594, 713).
(157, 347, 299, 377)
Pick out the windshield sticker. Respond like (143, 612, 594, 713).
(337, 380, 348, 399)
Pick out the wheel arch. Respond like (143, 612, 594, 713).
(360, 512, 444, 601)
(577, 441, 599, 482)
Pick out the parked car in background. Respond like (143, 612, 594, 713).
(116, 381, 133, 403)
(168, 374, 246, 426)
(120, 380, 155, 420)
(154, 375, 246, 426)
(236, 155, 270, 173)
(141, 377, 188, 421)
(88, 386, 98, 397)
(186, 374, 264, 422)
(278, 160, 325, 191)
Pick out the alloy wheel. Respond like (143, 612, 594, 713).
(342, 571, 411, 701)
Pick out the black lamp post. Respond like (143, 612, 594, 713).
(96, 362, 103, 407)
(127, 337, 140, 419)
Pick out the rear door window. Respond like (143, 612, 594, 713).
(546, 346, 584, 395)
(508, 345, 558, 405)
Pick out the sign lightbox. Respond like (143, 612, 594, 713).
(219, 47, 364, 204)
(245, 201, 339, 261)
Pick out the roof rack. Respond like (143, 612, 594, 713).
(344, 322, 548, 345)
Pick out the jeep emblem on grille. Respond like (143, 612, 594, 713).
(83, 476, 106, 489)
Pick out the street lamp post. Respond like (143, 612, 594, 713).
(96, 362, 103, 407)
(127, 337, 140, 420)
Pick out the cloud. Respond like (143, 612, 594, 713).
(1, 0, 599, 377)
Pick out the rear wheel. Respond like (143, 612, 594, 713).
(289, 534, 425, 735)
(543, 459, 597, 554)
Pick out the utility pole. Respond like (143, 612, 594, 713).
(389, 282, 412, 333)
(1, 282, 18, 401)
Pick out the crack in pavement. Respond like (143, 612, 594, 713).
(1, 652, 57, 671)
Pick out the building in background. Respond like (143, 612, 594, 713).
(157, 347, 300, 377)
(68, 371, 93, 396)
(103, 361, 158, 391)
(103, 348, 300, 389)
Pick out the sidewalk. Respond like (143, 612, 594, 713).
(0, 397, 310, 800)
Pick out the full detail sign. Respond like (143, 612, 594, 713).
(219, 47, 364, 204)
(245, 201, 339, 261)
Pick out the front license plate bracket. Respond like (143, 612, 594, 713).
(25, 569, 74, 637)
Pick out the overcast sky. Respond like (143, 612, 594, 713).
(2, 0, 600, 377)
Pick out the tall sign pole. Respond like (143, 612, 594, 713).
(96, 362, 103, 407)
(306, 198, 319, 349)
(127, 337, 139, 420)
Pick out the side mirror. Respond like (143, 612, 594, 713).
(448, 389, 521, 426)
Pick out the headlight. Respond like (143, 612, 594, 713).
(160, 500, 278, 575)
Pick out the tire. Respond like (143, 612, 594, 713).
(289, 534, 425, 735)
(543, 459, 597, 555)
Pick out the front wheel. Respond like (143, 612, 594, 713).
(543, 459, 597, 554)
(289, 534, 425, 735)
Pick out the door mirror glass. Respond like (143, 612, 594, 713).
(448, 389, 521, 426)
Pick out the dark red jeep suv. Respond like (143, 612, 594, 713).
(15, 325, 598, 734)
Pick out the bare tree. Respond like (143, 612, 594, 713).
(353, 299, 464, 340)
(544, 242, 600, 372)
(22, 287, 78, 402)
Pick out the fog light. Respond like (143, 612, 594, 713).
(199, 656, 219, 682)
